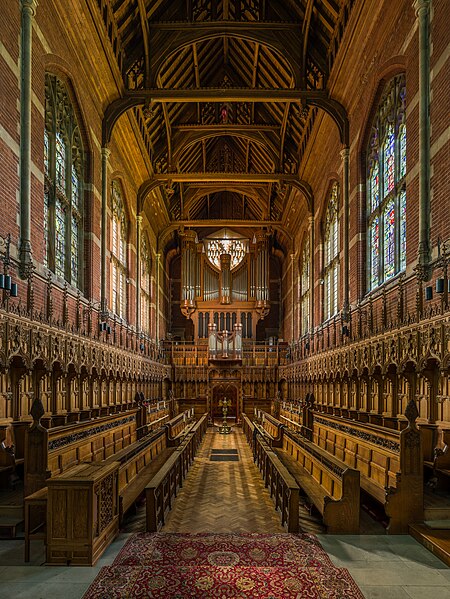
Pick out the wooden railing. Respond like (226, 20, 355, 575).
(145, 414, 208, 532)
(242, 413, 299, 533)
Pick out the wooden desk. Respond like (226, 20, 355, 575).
(46, 461, 120, 566)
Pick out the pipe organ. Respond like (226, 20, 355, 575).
(178, 228, 271, 340)
(180, 229, 198, 318)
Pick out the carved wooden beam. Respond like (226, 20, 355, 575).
(158, 219, 293, 250)
(103, 89, 349, 146)
(137, 174, 312, 214)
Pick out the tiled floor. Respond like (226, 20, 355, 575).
(0, 427, 448, 598)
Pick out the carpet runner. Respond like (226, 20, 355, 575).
(83, 532, 364, 598)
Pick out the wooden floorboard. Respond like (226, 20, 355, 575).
(162, 427, 285, 533)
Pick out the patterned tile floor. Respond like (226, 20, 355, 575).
(0, 427, 448, 598)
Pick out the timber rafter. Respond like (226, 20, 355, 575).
(102, 88, 349, 147)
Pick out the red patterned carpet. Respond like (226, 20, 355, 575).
(83, 533, 364, 598)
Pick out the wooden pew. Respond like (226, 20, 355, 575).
(103, 428, 172, 524)
(146, 414, 208, 531)
(29, 413, 205, 565)
(165, 408, 195, 445)
(24, 407, 194, 561)
(25, 407, 139, 497)
(242, 414, 299, 532)
(312, 400, 423, 533)
(254, 410, 284, 447)
(279, 430, 360, 534)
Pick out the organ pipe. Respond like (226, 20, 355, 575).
(220, 253, 231, 304)
(254, 229, 270, 320)
(180, 230, 197, 318)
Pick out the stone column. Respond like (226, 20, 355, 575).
(19, 0, 38, 276)
(100, 147, 111, 317)
(414, 0, 432, 276)
(136, 215, 142, 331)
(340, 147, 350, 320)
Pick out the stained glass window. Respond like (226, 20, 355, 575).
(55, 132, 66, 190)
(383, 124, 395, 196)
(140, 237, 151, 334)
(367, 74, 406, 290)
(370, 217, 379, 290)
(44, 74, 84, 288)
(71, 215, 79, 282)
(111, 181, 128, 321)
(44, 129, 49, 177)
(384, 201, 395, 279)
(300, 237, 310, 335)
(55, 199, 66, 278)
(399, 125, 406, 179)
(400, 190, 407, 269)
(43, 187, 49, 268)
(370, 162, 379, 212)
(323, 182, 340, 320)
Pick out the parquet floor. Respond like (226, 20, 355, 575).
(162, 427, 285, 533)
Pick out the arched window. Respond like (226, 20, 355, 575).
(140, 236, 151, 334)
(323, 182, 339, 320)
(367, 74, 406, 291)
(300, 236, 310, 335)
(44, 74, 84, 287)
(111, 181, 128, 320)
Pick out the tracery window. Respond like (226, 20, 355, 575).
(367, 74, 406, 291)
(140, 236, 151, 334)
(300, 236, 310, 335)
(323, 182, 339, 320)
(111, 181, 128, 320)
(44, 74, 84, 286)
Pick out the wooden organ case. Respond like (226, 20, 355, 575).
(178, 228, 272, 341)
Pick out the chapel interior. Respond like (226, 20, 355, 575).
(1, 0, 450, 597)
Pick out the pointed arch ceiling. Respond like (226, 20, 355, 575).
(98, 0, 353, 247)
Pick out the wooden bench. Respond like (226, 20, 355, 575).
(146, 414, 208, 531)
(312, 400, 423, 533)
(278, 431, 360, 534)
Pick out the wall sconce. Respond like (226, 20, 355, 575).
(0, 234, 18, 297)
(425, 286, 433, 301)
(99, 322, 111, 334)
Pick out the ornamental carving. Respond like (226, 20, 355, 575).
(0, 312, 166, 385)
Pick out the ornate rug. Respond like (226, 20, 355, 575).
(112, 532, 335, 568)
(83, 533, 365, 599)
